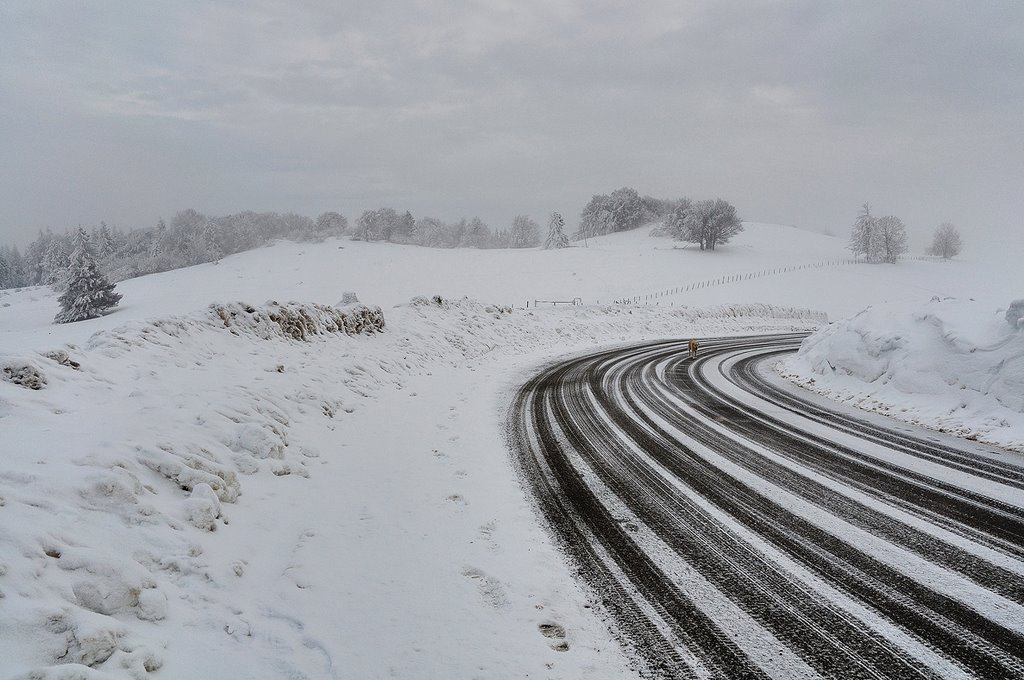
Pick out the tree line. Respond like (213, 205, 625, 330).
(0, 207, 561, 291)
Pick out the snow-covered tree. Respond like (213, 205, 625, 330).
(23, 231, 52, 285)
(54, 228, 122, 324)
(927, 222, 962, 259)
(151, 218, 168, 257)
(413, 217, 449, 248)
(544, 212, 569, 249)
(352, 208, 403, 241)
(848, 203, 876, 261)
(0, 248, 13, 289)
(392, 211, 415, 243)
(673, 198, 742, 251)
(491, 228, 511, 249)
(460, 217, 492, 248)
(95, 222, 117, 260)
(576, 194, 615, 241)
(43, 237, 71, 288)
(576, 187, 647, 241)
(875, 214, 908, 263)
(0, 245, 26, 289)
(313, 211, 348, 241)
(663, 198, 693, 240)
(509, 214, 540, 248)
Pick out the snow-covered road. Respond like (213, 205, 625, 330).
(510, 334, 1024, 678)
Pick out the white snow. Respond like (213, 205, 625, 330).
(0, 223, 1017, 678)
(781, 296, 1024, 452)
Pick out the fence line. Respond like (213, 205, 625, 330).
(611, 257, 871, 305)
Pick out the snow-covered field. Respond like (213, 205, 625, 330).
(0, 223, 1019, 679)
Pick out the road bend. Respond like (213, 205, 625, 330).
(509, 334, 1024, 679)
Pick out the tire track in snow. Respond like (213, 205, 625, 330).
(510, 334, 1024, 678)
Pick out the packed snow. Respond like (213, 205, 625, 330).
(0, 223, 1018, 678)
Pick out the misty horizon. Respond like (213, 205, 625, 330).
(2, 2, 1022, 251)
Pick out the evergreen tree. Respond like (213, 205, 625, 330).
(544, 212, 569, 249)
(54, 228, 122, 324)
(43, 237, 71, 288)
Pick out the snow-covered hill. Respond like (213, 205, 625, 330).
(0, 224, 1018, 679)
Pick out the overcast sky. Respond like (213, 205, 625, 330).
(1, 1, 1021, 249)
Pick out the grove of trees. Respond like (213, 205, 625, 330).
(575, 187, 678, 241)
(848, 203, 909, 263)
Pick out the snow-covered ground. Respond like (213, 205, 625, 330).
(0, 223, 1018, 678)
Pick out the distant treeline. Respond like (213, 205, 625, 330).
(0, 186, 681, 290)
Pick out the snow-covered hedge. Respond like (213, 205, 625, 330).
(212, 301, 385, 340)
(781, 297, 1024, 450)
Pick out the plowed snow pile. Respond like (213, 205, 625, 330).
(781, 297, 1024, 452)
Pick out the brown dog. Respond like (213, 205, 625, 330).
(688, 339, 699, 359)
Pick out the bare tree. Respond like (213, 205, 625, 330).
(927, 222, 962, 259)
(875, 215, 908, 263)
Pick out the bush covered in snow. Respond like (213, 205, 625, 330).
(1, 358, 47, 389)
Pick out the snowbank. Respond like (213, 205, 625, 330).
(781, 297, 1024, 451)
(0, 297, 823, 679)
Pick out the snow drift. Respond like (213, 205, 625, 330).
(781, 297, 1024, 451)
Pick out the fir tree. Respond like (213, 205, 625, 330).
(54, 228, 122, 324)
(544, 212, 569, 249)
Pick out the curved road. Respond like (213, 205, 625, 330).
(509, 334, 1024, 679)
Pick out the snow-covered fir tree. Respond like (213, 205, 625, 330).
(544, 212, 569, 249)
(54, 228, 123, 324)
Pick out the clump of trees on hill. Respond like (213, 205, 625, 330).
(847, 203, 909, 263)
(575, 187, 678, 241)
(665, 198, 744, 251)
